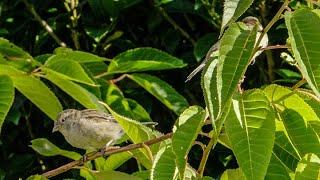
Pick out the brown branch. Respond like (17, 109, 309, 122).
(22, 0, 67, 47)
(42, 133, 173, 178)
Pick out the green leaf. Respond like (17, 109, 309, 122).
(272, 130, 300, 172)
(280, 109, 320, 157)
(26, 175, 49, 180)
(103, 81, 151, 122)
(151, 144, 177, 180)
(101, 102, 159, 169)
(263, 84, 319, 122)
(127, 98, 152, 122)
(202, 22, 257, 130)
(225, 90, 275, 180)
(0, 65, 62, 120)
(102, 102, 157, 143)
(107, 48, 187, 74)
(220, 0, 254, 35)
(285, 9, 320, 98)
(265, 153, 292, 180)
(172, 106, 206, 179)
(220, 168, 245, 180)
(295, 154, 320, 180)
(128, 73, 188, 115)
(51, 48, 106, 63)
(44, 70, 105, 111)
(0, 38, 39, 71)
(0, 38, 33, 60)
(30, 138, 81, 160)
(44, 59, 96, 86)
(104, 152, 133, 170)
(0, 75, 14, 132)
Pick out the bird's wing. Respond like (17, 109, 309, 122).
(81, 109, 117, 123)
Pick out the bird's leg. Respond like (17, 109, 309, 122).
(80, 150, 96, 164)
(99, 140, 120, 157)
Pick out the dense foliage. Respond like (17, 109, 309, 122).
(0, 0, 320, 179)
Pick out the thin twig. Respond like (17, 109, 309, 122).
(197, 133, 217, 177)
(42, 133, 173, 178)
(292, 79, 307, 89)
(22, 0, 67, 47)
(253, 0, 289, 59)
(110, 74, 128, 83)
(158, 7, 196, 46)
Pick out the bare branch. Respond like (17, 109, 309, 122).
(42, 133, 173, 178)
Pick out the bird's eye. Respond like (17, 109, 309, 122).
(61, 118, 66, 123)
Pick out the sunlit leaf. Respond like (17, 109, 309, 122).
(220, 0, 254, 35)
(281, 109, 320, 157)
(285, 9, 320, 98)
(220, 168, 245, 180)
(151, 144, 177, 180)
(172, 106, 205, 179)
(295, 154, 320, 180)
(202, 22, 257, 130)
(225, 90, 275, 180)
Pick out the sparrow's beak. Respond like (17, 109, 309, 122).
(52, 122, 60, 133)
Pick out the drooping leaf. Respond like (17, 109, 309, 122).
(172, 106, 206, 179)
(285, 9, 320, 98)
(0, 75, 14, 132)
(0, 65, 62, 120)
(128, 73, 189, 115)
(30, 138, 81, 160)
(202, 22, 257, 130)
(44, 69, 105, 111)
(225, 90, 275, 180)
(220, 0, 254, 35)
(107, 48, 186, 74)
(295, 153, 320, 180)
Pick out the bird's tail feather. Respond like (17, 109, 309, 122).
(185, 63, 206, 82)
